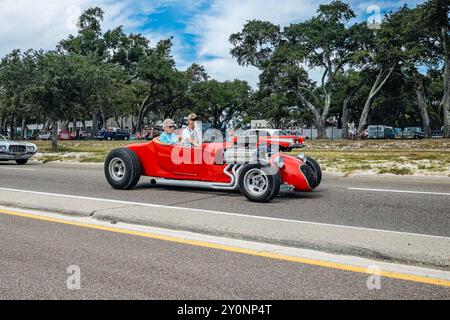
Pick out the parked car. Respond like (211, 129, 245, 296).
(104, 137, 321, 203)
(367, 125, 396, 139)
(58, 130, 76, 141)
(431, 126, 445, 139)
(0, 134, 37, 165)
(402, 127, 425, 139)
(95, 128, 130, 141)
(75, 131, 91, 140)
(394, 128, 403, 138)
(37, 131, 52, 140)
(232, 129, 305, 152)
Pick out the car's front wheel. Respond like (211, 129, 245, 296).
(104, 148, 141, 190)
(238, 164, 281, 203)
(305, 157, 322, 186)
(16, 159, 28, 165)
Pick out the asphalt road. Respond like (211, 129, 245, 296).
(0, 162, 449, 237)
(1, 212, 449, 299)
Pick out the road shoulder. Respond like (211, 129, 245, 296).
(0, 188, 449, 271)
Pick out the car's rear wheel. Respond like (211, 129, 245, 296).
(305, 157, 322, 186)
(16, 159, 28, 165)
(239, 164, 281, 203)
(105, 148, 141, 190)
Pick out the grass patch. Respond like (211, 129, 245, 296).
(377, 167, 413, 175)
(27, 139, 450, 176)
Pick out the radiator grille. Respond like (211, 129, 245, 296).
(9, 145, 26, 154)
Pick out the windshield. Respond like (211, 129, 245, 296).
(272, 130, 288, 136)
(0, 134, 6, 141)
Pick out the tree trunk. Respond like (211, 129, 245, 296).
(0, 117, 5, 135)
(102, 111, 108, 130)
(131, 117, 136, 134)
(51, 120, 59, 151)
(358, 64, 396, 132)
(414, 73, 430, 138)
(92, 112, 99, 138)
(20, 118, 26, 140)
(343, 79, 367, 139)
(317, 119, 326, 139)
(297, 94, 327, 139)
(10, 114, 16, 140)
(137, 94, 152, 132)
(342, 96, 350, 139)
(443, 53, 450, 138)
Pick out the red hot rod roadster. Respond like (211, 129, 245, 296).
(104, 134, 321, 203)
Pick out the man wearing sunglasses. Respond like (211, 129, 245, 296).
(159, 119, 180, 145)
(181, 113, 201, 147)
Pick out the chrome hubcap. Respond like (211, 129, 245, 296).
(109, 158, 126, 182)
(244, 168, 268, 196)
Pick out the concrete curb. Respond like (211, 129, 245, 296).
(0, 189, 448, 271)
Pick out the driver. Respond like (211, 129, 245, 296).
(181, 113, 201, 147)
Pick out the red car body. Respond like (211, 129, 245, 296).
(58, 131, 76, 140)
(116, 139, 320, 199)
(105, 129, 321, 202)
(232, 129, 305, 151)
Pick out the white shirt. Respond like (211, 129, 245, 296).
(182, 126, 201, 146)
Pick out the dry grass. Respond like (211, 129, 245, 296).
(293, 139, 450, 176)
(33, 140, 146, 163)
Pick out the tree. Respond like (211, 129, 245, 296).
(331, 70, 367, 138)
(416, 0, 450, 137)
(381, 6, 435, 137)
(58, 6, 107, 134)
(134, 38, 181, 131)
(351, 15, 401, 133)
(191, 79, 252, 128)
(230, 1, 361, 138)
(0, 49, 39, 139)
(58, 7, 106, 59)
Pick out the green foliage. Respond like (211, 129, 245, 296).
(0, 1, 449, 141)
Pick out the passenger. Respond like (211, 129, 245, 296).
(159, 119, 180, 145)
(181, 113, 201, 147)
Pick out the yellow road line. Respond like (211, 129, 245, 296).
(1, 208, 449, 288)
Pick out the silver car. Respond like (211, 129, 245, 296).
(0, 134, 37, 165)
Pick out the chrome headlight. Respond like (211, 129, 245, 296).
(273, 156, 285, 169)
(26, 145, 36, 152)
(297, 153, 306, 161)
(0, 145, 7, 151)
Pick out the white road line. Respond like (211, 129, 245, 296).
(0, 167, 36, 171)
(349, 188, 450, 196)
(0, 187, 448, 240)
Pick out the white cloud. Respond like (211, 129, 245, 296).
(191, 0, 319, 58)
(0, 0, 166, 56)
(187, 0, 330, 87)
(199, 57, 260, 87)
(187, 0, 427, 87)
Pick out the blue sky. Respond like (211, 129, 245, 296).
(0, 0, 425, 87)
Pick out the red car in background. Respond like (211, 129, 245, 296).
(232, 129, 305, 152)
(58, 130, 76, 140)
